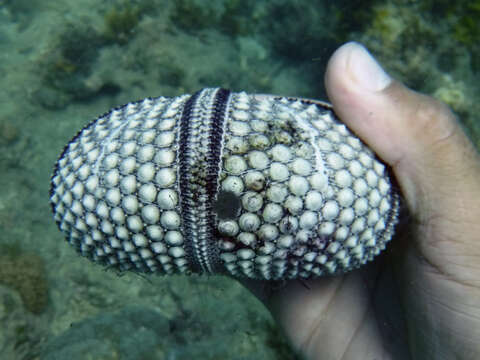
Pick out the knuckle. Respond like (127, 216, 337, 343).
(412, 95, 458, 146)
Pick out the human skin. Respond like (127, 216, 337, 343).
(243, 42, 480, 360)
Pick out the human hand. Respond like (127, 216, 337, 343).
(243, 42, 480, 360)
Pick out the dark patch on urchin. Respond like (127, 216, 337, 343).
(213, 190, 241, 220)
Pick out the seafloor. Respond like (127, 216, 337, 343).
(0, 0, 478, 359)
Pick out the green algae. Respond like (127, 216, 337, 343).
(103, 2, 150, 45)
(0, 245, 48, 314)
(170, 0, 258, 36)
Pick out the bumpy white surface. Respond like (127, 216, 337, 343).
(216, 93, 399, 279)
(50, 88, 400, 280)
(51, 95, 191, 275)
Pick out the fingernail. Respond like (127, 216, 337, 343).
(347, 42, 391, 92)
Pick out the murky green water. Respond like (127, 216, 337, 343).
(0, 1, 478, 359)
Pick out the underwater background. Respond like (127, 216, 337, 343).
(0, 0, 478, 359)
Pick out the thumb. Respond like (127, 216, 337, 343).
(325, 42, 480, 221)
(325, 42, 480, 277)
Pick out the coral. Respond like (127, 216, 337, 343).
(0, 246, 48, 314)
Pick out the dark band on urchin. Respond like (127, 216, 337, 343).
(178, 88, 231, 273)
(178, 89, 201, 272)
(204, 88, 231, 273)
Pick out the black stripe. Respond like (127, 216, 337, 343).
(204, 88, 230, 272)
(178, 89, 204, 272)
(177, 88, 231, 273)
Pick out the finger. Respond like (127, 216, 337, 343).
(264, 273, 388, 359)
(325, 42, 480, 216)
(325, 42, 480, 277)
